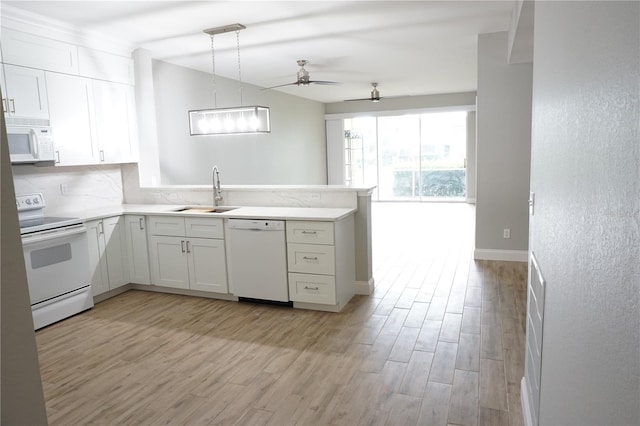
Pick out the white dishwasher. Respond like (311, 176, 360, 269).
(227, 219, 289, 303)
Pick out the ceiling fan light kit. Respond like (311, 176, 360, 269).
(189, 23, 271, 136)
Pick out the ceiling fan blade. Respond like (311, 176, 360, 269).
(344, 98, 380, 102)
(261, 82, 299, 90)
(308, 80, 341, 85)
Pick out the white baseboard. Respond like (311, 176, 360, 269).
(474, 248, 528, 262)
(521, 377, 534, 426)
(354, 277, 375, 295)
(466, 197, 476, 204)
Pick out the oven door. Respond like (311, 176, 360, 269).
(22, 224, 90, 305)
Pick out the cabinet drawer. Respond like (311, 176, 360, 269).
(287, 243, 335, 275)
(288, 273, 336, 305)
(286, 221, 334, 245)
(148, 216, 185, 236)
(185, 217, 224, 239)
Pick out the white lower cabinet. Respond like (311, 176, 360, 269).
(286, 218, 355, 310)
(148, 216, 228, 293)
(124, 215, 150, 285)
(87, 216, 128, 297)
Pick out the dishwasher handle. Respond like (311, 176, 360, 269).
(228, 219, 285, 231)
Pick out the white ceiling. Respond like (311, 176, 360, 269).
(2, 1, 516, 103)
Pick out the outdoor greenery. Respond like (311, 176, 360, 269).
(393, 168, 466, 197)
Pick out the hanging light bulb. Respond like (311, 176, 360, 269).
(188, 23, 271, 136)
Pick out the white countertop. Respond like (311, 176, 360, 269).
(73, 204, 356, 222)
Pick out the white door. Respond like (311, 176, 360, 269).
(46, 72, 98, 165)
(3, 64, 49, 119)
(92, 80, 135, 163)
(149, 235, 189, 289)
(125, 215, 150, 285)
(187, 237, 228, 293)
(86, 219, 109, 296)
(103, 216, 128, 290)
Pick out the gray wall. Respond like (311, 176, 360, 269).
(153, 60, 327, 185)
(1, 102, 48, 424)
(530, 2, 639, 425)
(475, 31, 532, 258)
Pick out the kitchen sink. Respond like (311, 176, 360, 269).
(171, 206, 239, 214)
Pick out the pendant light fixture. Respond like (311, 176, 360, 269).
(189, 23, 270, 136)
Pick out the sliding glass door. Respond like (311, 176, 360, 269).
(419, 111, 467, 200)
(343, 110, 468, 202)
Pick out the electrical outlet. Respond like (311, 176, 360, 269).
(503, 228, 511, 239)
(60, 183, 68, 195)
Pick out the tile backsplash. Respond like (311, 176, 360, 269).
(12, 164, 124, 216)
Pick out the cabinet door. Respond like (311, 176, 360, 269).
(103, 216, 128, 290)
(46, 72, 98, 165)
(2, 65, 49, 119)
(92, 80, 136, 163)
(78, 46, 134, 85)
(86, 219, 109, 296)
(187, 237, 228, 294)
(1, 28, 78, 74)
(124, 215, 150, 285)
(149, 235, 189, 289)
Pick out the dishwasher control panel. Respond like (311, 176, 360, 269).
(228, 219, 285, 231)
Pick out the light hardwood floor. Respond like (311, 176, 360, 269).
(36, 202, 528, 426)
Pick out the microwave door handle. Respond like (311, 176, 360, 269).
(30, 129, 38, 156)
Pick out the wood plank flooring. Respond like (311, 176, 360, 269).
(36, 202, 528, 425)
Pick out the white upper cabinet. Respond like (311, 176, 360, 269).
(92, 80, 137, 163)
(46, 72, 138, 165)
(1, 64, 49, 120)
(46, 72, 97, 166)
(78, 47, 134, 85)
(1, 28, 78, 74)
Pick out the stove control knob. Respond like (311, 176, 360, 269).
(33, 198, 40, 204)
(25, 199, 32, 205)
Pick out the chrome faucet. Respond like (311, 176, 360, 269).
(212, 166, 223, 207)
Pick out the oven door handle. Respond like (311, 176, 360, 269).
(22, 225, 87, 245)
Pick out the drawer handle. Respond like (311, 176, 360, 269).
(304, 286, 319, 291)
(301, 230, 317, 235)
(302, 256, 318, 261)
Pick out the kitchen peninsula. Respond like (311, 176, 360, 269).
(14, 161, 377, 313)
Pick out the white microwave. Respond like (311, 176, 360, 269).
(7, 125, 56, 166)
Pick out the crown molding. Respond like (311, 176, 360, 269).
(0, 4, 135, 56)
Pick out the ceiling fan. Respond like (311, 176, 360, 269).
(264, 59, 341, 89)
(345, 82, 384, 102)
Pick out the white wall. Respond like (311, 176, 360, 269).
(475, 31, 532, 261)
(152, 60, 327, 186)
(529, 2, 639, 425)
(1, 103, 48, 424)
